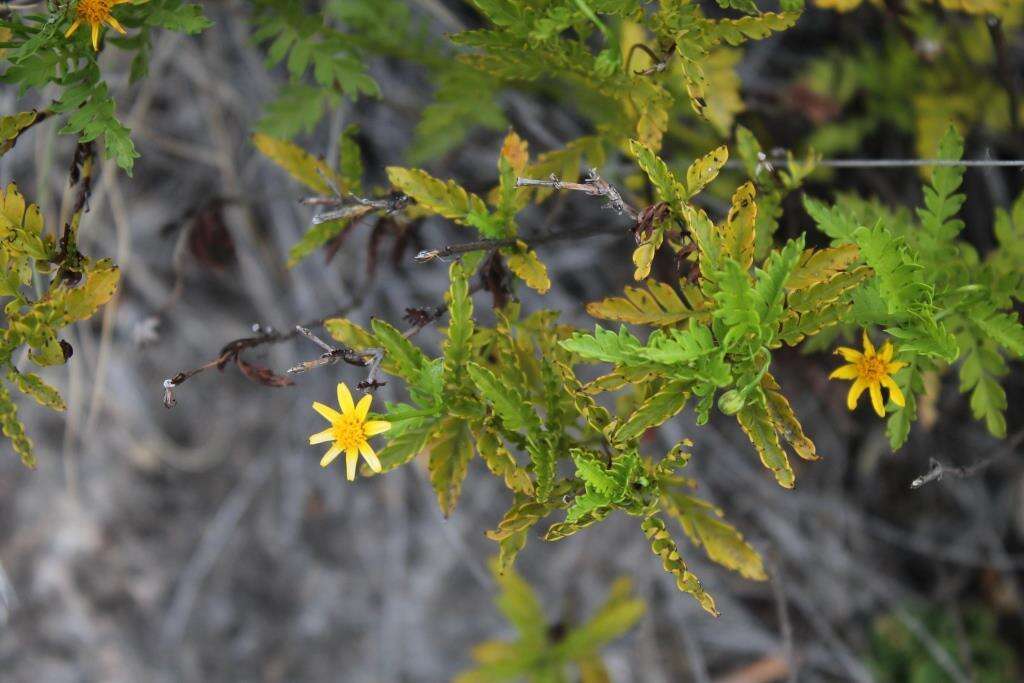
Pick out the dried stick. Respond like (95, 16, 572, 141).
(909, 429, 1024, 490)
(516, 169, 638, 220)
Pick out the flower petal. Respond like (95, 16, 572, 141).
(320, 444, 342, 468)
(359, 441, 382, 473)
(364, 420, 391, 436)
(847, 378, 868, 411)
(337, 382, 355, 414)
(829, 364, 860, 380)
(308, 427, 335, 445)
(879, 341, 894, 362)
(861, 330, 875, 357)
(355, 393, 373, 420)
(65, 20, 81, 38)
(835, 346, 863, 363)
(886, 360, 908, 374)
(880, 375, 905, 407)
(345, 448, 359, 481)
(868, 382, 885, 417)
(91, 23, 100, 51)
(312, 401, 342, 422)
(106, 16, 127, 34)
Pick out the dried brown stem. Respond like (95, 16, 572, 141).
(516, 169, 638, 220)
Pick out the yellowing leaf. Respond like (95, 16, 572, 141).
(428, 417, 474, 516)
(664, 492, 767, 580)
(252, 133, 339, 195)
(499, 129, 529, 175)
(60, 260, 120, 324)
(684, 146, 729, 200)
(762, 374, 818, 461)
(507, 244, 550, 293)
(641, 515, 718, 615)
(737, 398, 795, 488)
(1, 111, 42, 156)
(387, 167, 489, 226)
(721, 182, 757, 270)
(786, 244, 860, 290)
(586, 280, 703, 326)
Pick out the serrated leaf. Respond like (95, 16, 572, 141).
(761, 374, 817, 461)
(630, 139, 681, 209)
(7, 369, 64, 411)
(586, 280, 703, 326)
(683, 146, 729, 200)
(613, 383, 689, 443)
(467, 362, 542, 435)
(387, 167, 489, 228)
(786, 244, 860, 291)
(253, 133, 340, 195)
(0, 382, 34, 468)
(59, 260, 120, 324)
(737, 398, 795, 488)
(371, 319, 428, 382)
(721, 182, 757, 270)
(640, 515, 718, 615)
(506, 245, 550, 293)
(428, 417, 474, 516)
(0, 110, 42, 156)
(664, 492, 766, 580)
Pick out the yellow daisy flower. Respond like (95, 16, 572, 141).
(829, 331, 908, 418)
(65, 0, 132, 52)
(309, 382, 391, 481)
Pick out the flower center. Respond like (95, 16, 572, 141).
(76, 0, 114, 23)
(332, 415, 366, 451)
(857, 356, 886, 382)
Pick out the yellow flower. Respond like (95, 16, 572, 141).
(65, 0, 132, 51)
(309, 382, 391, 481)
(829, 331, 908, 418)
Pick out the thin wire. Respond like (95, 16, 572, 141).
(726, 157, 1024, 169)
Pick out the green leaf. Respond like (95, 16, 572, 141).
(466, 362, 542, 435)
(916, 125, 965, 251)
(428, 417, 474, 516)
(613, 383, 689, 443)
(370, 319, 428, 382)
(557, 577, 646, 659)
(560, 326, 646, 366)
(630, 139, 681, 209)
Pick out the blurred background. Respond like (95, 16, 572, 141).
(1, 1, 1023, 682)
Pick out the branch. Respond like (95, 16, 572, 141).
(516, 169, 638, 220)
(161, 307, 355, 408)
(909, 429, 1024, 490)
(286, 326, 386, 391)
(301, 192, 409, 225)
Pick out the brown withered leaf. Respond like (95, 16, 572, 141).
(235, 357, 295, 387)
(480, 250, 512, 310)
(632, 201, 670, 245)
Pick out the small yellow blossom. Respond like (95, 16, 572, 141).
(829, 331, 908, 418)
(65, 0, 132, 52)
(309, 382, 391, 481)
